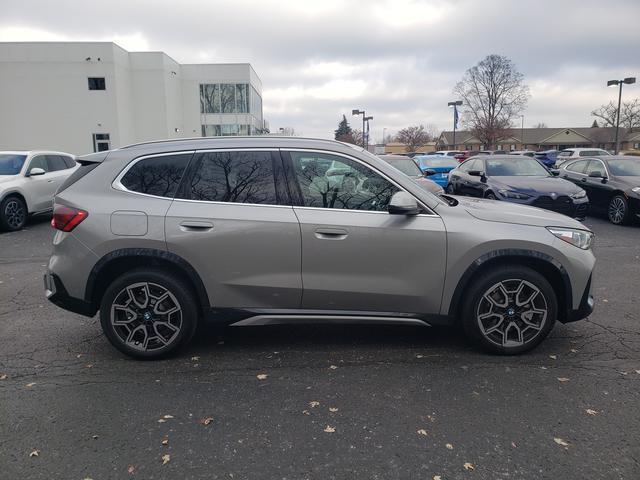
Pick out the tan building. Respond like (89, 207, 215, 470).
(437, 127, 640, 152)
(384, 141, 437, 154)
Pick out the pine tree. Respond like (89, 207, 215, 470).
(591, 119, 599, 128)
(334, 115, 353, 140)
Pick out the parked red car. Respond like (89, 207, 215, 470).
(454, 150, 491, 162)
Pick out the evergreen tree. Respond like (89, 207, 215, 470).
(334, 115, 353, 140)
(591, 119, 599, 128)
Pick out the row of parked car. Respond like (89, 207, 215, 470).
(392, 150, 640, 225)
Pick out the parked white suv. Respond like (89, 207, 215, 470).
(555, 148, 611, 166)
(0, 151, 78, 231)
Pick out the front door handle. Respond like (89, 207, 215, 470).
(179, 221, 214, 232)
(314, 228, 348, 240)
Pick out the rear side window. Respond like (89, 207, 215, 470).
(47, 155, 70, 171)
(178, 151, 281, 205)
(565, 160, 589, 174)
(120, 153, 193, 198)
(63, 156, 76, 168)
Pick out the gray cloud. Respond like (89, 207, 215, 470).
(1, 0, 639, 139)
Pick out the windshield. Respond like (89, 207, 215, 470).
(486, 157, 550, 176)
(0, 154, 27, 175)
(607, 158, 640, 176)
(417, 156, 458, 168)
(384, 157, 422, 177)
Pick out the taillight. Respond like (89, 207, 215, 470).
(51, 204, 88, 232)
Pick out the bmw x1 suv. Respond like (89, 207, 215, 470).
(45, 137, 596, 359)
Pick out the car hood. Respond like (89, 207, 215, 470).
(413, 176, 444, 194)
(456, 196, 586, 228)
(489, 176, 582, 195)
(0, 175, 20, 186)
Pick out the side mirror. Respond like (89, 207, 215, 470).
(424, 169, 437, 177)
(588, 170, 604, 178)
(388, 191, 420, 215)
(469, 170, 487, 182)
(550, 169, 560, 176)
(27, 167, 46, 177)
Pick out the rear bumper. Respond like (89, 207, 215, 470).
(563, 274, 594, 323)
(44, 271, 95, 317)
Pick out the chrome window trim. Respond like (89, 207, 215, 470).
(283, 148, 437, 216)
(171, 197, 293, 209)
(564, 158, 609, 179)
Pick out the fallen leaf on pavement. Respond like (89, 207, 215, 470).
(433, 476, 442, 480)
(200, 417, 214, 426)
(86, 364, 93, 369)
(557, 377, 570, 382)
(162, 454, 171, 465)
(329, 407, 339, 412)
(92, 435, 99, 440)
(586, 409, 598, 416)
(463, 462, 475, 471)
(570, 349, 578, 353)
(324, 425, 335, 433)
(549, 355, 557, 360)
(163, 414, 174, 419)
(417, 429, 428, 436)
(26, 383, 36, 388)
(602, 299, 608, 303)
(511, 441, 517, 448)
(309, 401, 320, 408)
(554, 437, 570, 447)
(157, 419, 166, 423)
(127, 465, 135, 474)
(161, 437, 169, 446)
(329, 365, 338, 370)
(0, 374, 7, 380)
(302, 410, 310, 415)
(29, 449, 39, 457)
(446, 443, 454, 450)
(416, 354, 424, 358)
(256, 374, 268, 380)
(191, 356, 200, 361)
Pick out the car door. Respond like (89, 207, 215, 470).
(449, 159, 475, 195)
(165, 149, 302, 309)
(283, 149, 447, 315)
(561, 160, 589, 184)
(24, 154, 55, 212)
(583, 159, 611, 207)
(460, 159, 484, 196)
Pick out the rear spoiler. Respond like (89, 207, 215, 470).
(76, 151, 110, 166)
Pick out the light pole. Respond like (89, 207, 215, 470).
(448, 101, 462, 149)
(352, 109, 366, 148)
(364, 116, 373, 150)
(520, 114, 525, 150)
(607, 77, 636, 154)
(383, 127, 387, 145)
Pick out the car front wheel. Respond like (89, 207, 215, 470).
(0, 196, 28, 231)
(100, 268, 199, 359)
(462, 266, 557, 354)
(608, 195, 629, 225)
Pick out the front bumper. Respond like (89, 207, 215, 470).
(44, 271, 95, 317)
(563, 274, 594, 323)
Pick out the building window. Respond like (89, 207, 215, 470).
(200, 83, 250, 114)
(201, 124, 251, 137)
(93, 133, 110, 152)
(88, 77, 106, 90)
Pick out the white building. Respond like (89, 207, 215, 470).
(0, 42, 264, 155)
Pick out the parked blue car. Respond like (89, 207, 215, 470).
(414, 155, 459, 188)
(534, 150, 559, 168)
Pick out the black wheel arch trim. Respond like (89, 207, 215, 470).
(85, 248, 210, 314)
(448, 248, 573, 321)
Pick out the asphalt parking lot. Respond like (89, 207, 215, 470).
(0, 214, 638, 479)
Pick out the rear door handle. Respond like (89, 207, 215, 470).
(179, 221, 214, 232)
(314, 228, 348, 240)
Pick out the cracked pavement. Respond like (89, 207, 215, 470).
(0, 215, 638, 479)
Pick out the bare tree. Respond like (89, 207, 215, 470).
(395, 125, 432, 152)
(454, 54, 529, 149)
(533, 122, 548, 129)
(591, 99, 640, 130)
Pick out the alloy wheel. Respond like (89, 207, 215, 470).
(608, 196, 626, 224)
(110, 282, 183, 352)
(4, 199, 26, 229)
(476, 279, 548, 347)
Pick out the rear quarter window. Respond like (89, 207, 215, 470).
(120, 153, 193, 198)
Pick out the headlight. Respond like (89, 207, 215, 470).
(632, 187, 640, 195)
(571, 190, 587, 199)
(547, 227, 594, 250)
(498, 189, 531, 199)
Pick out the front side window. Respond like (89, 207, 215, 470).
(29, 155, 49, 173)
(289, 152, 399, 211)
(459, 159, 480, 172)
(88, 77, 106, 90)
(120, 153, 192, 198)
(179, 151, 280, 205)
(584, 160, 607, 176)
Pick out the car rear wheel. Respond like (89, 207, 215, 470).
(485, 192, 497, 200)
(608, 195, 629, 225)
(0, 196, 28, 231)
(462, 266, 557, 354)
(100, 268, 199, 359)
(446, 184, 455, 194)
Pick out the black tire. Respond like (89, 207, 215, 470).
(485, 191, 497, 200)
(0, 195, 28, 231)
(461, 266, 557, 355)
(100, 268, 199, 359)
(446, 183, 455, 194)
(607, 194, 629, 225)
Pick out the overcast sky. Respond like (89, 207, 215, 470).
(2, 0, 639, 141)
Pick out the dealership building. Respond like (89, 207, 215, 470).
(0, 42, 265, 155)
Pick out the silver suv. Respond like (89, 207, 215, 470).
(45, 137, 596, 359)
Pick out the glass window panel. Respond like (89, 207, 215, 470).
(221, 124, 239, 136)
(29, 156, 49, 172)
(47, 155, 69, 172)
(121, 154, 192, 197)
(182, 151, 277, 204)
(289, 152, 399, 211)
(236, 84, 248, 113)
(221, 84, 236, 113)
(200, 84, 221, 114)
(88, 77, 106, 90)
